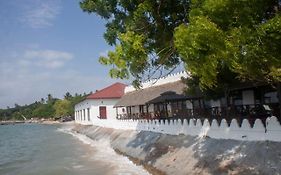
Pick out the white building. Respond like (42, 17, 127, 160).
(115, 71, 278, 124)
(72, 72, 281, 142)
(74, 82, 126, 125)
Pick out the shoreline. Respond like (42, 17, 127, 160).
(0, 120, 63, 125)
(0, 120, 25, 125)
(70, 123, 281, 175)
(114, 148, 166, 175)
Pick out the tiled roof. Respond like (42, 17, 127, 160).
(86, 82, 126, 99)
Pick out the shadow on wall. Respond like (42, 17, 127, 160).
(74, 119, 281, 175)
(126, 131, 197, 165)
(191, 136, 281, 174)
(125, 130, 281, 175)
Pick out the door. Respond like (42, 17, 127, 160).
(99, 106, 107, 119)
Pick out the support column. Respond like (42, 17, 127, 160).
(146, 104, 149, 119)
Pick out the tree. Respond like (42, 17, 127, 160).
(64, 92, 72, 100)
(14, 103, 20, 108)
(80, 0, 191, 86)
(80, 0, 281, 91)
(54, 99, 72, 117)
(0, 92, 86, 120)
(174, 0, 281, 89)
(12, 112, 22, 120)
(31, 103, 55, 118)
(40, 98, 45, 104)
(47, 94, 53, 103)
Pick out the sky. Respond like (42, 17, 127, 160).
(0, 0, 127, 109)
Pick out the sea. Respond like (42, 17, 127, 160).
(0, 123, 150, 175)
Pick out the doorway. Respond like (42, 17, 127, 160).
(99, 106, 107, 119)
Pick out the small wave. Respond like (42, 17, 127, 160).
(72, 165, 84, 169)
(58, 127, 151, 175)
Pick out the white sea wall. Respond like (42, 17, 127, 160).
(73, 122, 281, 175)
(125, 71, 189, 93)
(87, 116, 281, 142)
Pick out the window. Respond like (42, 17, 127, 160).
(264, 92, 278, 104)
(78, 111, 80, 120)
(87, 108, 90, 121)
(83, 109, 86, 121)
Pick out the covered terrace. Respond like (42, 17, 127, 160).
(114, 80, 204, 120)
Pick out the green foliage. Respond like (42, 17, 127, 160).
(0, 93, 87, 121)
(175, 16, 225, 89)
(80, 0, 280, 96)
(54, 99, 72, 117)
(32, 101, 56, 118)
(175, 0, 281, 89)
(64, 92, 72, 100)
(99, 31, 148, 81)
(80, 0, 191, 85)
(12, 112, 24, 120)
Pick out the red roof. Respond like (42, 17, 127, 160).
(86, 82, 126, 99)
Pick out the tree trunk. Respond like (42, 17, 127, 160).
(278, 83, 281, 118)
(224, 89, 229, 118)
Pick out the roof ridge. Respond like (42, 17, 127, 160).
(94, 82, 126, 93)
(86, 82, 126, 99)
(128, 80, 183, 93)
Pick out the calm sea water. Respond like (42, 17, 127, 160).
(0, 124, 149, 175)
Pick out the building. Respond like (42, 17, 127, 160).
(115, 71, 196, 120)
(115, 71, 280, 126)
(72, 72, 281, 142)
(75, 82, 126, 125)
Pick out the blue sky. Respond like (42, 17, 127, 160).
(0, 0, 127, 108)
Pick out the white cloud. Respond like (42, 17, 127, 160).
(24, 50, 73, 60)
(23, 49, 74, 68)
(0, 60, 116, 108)
(0, 47, 122, 109)
(21, 0, 61, 28)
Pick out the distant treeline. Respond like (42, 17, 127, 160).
(0, 92, 89, 121)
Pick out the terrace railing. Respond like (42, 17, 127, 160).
(116, 104, 279, 127)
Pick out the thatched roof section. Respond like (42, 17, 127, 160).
(147, 91, 187, 104)
(115, 80, 186, 107)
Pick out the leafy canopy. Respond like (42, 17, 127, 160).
(80, 0, 281, 91)
(0, 93, 87, 120)
(54, 99, 72, 117)
(80, 0, 190, 86)
(174, 0, 281, 89)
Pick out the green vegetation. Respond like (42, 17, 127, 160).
(80, 0, 190, 87)
(174, 0, 281, 90)
(80, 0, 281, 92)
(0, 92, 87, 121)
(54, 99, 72, 117)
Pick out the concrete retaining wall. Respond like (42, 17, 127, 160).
(75, 116, 281, 142)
